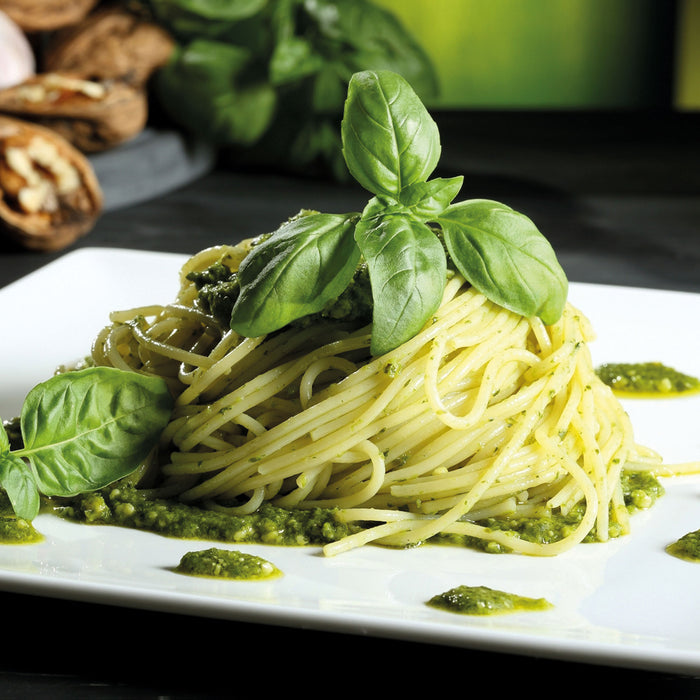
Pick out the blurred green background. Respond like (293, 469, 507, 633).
(374, 0, 699, 110)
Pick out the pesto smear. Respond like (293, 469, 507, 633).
(596, 362, 700, 397)
(175, 547, 281, 581)
(44, 468, 664, 553)
(433, 470, 664, 553)
(427, 585, 552, 616)
(53, 484, 355, 546)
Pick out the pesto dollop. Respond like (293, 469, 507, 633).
(186, 260, 241, 326)
(175, 547, 281, 580)
(427, 585, 552, 616)
(596, 362, 700, 397)
(666, 530, 700, 562)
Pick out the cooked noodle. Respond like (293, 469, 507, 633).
(90, 242, 678, 556)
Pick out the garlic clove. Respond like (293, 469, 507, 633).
(0, 10, 35, 89)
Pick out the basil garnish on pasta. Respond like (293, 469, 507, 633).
(230, 69, 567, 355)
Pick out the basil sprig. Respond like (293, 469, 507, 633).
(0, 367, 173, 520)
(230, 69, 568, 356)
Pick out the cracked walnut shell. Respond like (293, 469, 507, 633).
(0, 116, 103, 251)
(0, 72, 148, 153)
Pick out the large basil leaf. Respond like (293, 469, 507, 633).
(437, 199, 568, 324)
(341, 70, 440, 198)
(230, 212, 361, 337)
(16, 368, 174, 497)
(355, 212, 446, 356)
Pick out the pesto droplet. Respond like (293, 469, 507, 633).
(175, 547, 281, 581)
(427, 585, 552, 616)
(596, 362, 700, 397)
(666, 530, 700, 562)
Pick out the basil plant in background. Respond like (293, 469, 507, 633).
(230, 69, 569, 356)
(133, 0, 438, 178)
(0, 367, 173, 520)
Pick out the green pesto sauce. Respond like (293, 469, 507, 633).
(0, 491, 43, 544)
(596, 362, 700, 398)
(50, 470, 663, 553)
(174, 547, 281, 581)
(427, 585, 552, 616)
(53, 484, 356, 546)
(433, 470, 664, 554)
(666, 530, 700, 562)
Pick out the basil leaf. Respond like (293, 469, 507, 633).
(355, 212, 446, 356)
(15, 367, 174, 497)
(0, 454, 40, 521)
(0, 423, 37, 521)
(156, 39, 277, 146)
(230, 212, 361, 337)
(438, 199, 568, 324)
(358, 194, 406, 221)
(399, 176, 464, 220)
(341, 69, 440, 198)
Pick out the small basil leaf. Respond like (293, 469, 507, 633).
(360, 194, 406, 222)
(399, 176, 464, 220)
(341, 69, 440, 198)
(0, 454, 40, 520)
(230, 212, 361, 337)
(17, 367, 174, 497)
(438, 199, 568, 324)
(0, 421, 9, 454)
(355, 213, 446, 356)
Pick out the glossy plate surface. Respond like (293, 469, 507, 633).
(1, 248, 700, 674)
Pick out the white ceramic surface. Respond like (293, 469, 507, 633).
(1, 248, 700, 675)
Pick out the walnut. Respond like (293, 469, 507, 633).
(0, 72, 148, 152)
(0, 115, 102, 251)
(44, 6, 175, 88)
(0, 0, 99, 32)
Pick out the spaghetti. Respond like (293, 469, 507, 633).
(90, 241, 676, 556)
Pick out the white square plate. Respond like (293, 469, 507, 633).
(1, 248, 700, 674)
